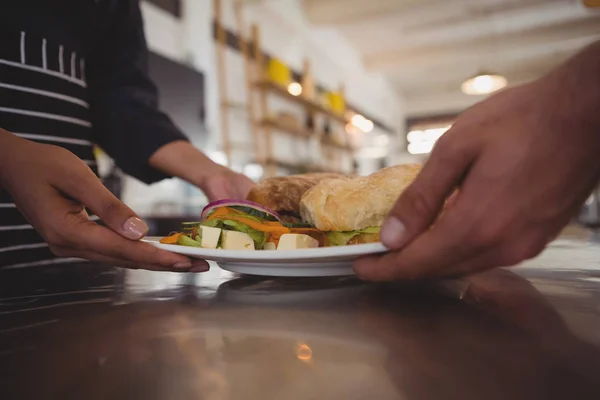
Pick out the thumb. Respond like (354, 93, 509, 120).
(380, 136, 475, 250)
(60, 169, 148, 240)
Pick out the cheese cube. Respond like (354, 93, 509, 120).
(221, 231, 255, 251)
(263, 242, 277, 250)
(200, 226, 221, 249)
(277, 234, 319, 250)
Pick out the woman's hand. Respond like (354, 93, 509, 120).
(355, 42, 600, 281)
(149, 140, 255, 202)
(199, 165, 255, 202)
(0, 130, 208, 272)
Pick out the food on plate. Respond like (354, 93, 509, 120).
(200, 226, 222, 249)
(221, 230, 255, 250)
(246, 173, 346, 223)
(300, 164, 422, 246)
(263, 242, 277, 250)
(160, 164, 423, 249)
(277, 233, 319, 250)
(159, 199, 326, 250)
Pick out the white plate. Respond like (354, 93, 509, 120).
(143, 237, 388, 277)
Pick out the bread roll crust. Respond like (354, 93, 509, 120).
(247, 173, 346, 215)
(300, 164, 421, 231)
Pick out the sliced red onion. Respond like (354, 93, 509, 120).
(201, 199, 281, 221)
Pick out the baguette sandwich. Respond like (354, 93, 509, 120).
(162, 164, 423, 250)
(246, 172, 346, 223)
(300, 164, 422, 246)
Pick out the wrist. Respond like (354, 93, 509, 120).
(542, 41, 600, 137)
(148, 140, 225, 188)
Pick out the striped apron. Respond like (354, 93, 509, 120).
(0, 28, 97, 270)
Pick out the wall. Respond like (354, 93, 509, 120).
(122, 0, 407, 215)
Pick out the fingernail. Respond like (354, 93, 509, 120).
(123, 217, 148, 240)
(173, 261, 192, 269)
(190, 264, 210, 273)
(380, 217, 406, 249)
(190, 260, 209, 272)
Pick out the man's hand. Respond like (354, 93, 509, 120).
(149, 141, 255, 202)
(355, 42, 600, 281)
(0, 130, 208, 272)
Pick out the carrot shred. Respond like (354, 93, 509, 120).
(160, 233, 181, 244)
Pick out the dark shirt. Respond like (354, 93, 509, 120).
(0, 0, 188, 269)
(0, 0, 188, 183)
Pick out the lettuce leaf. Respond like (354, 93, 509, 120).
(221, 220, 267, 249)
(326, 226, 381, 246)
(201, 219, 224, 229)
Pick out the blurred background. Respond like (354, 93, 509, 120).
(95, 0, 600, 223)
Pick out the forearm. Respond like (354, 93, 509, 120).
(542, 40, 600, 133)
(148, 141, 225, 188)
(0, 128, 20, 189)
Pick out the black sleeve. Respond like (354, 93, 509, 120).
(87, 0, 188, 184)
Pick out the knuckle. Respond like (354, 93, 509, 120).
(49, 144, 72, 158)
(432, 133, 454, 153)
(433, 133, 458, 154)
(465, 225, 504, 253)
(99, 200, 121, 219)
(401, 184, 435, 219)
(43, 220, 84, 249)
(500, 236, 547, 266)
(48, 245, 71, 257)
(44, 228, 70, 247)
(433, 135, 469, 164)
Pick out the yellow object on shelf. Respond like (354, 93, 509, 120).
(327, 91, 345, 114)
(267, 58, 291, 86)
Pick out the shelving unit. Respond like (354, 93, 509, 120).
(249, 41, 355, 177)
(254, 80, 348, 124)
(214, 0, 356, 178)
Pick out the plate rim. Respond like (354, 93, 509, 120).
(142, 236, 388, 261)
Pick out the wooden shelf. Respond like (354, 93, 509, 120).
(321, 135, 353, 151)
(256, 80, 348, 124)
(264, 158, 346, 175)
(260, 118, 312, 138)
(261, 118, 353, 151)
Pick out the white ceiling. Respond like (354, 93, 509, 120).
(302, 0, 600, 117)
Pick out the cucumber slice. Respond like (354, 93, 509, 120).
(228, 206, 278, 222)
(177, 234, 202, 247)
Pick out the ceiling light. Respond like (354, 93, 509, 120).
(360, 119, 374, 133)
(351, 114, 374, 133)
(408, 141, 435, 155)
(406, 125, 452, 155)
(461, 72, 507, 95)
(351, 114, 365, 125)
(287, 82, 302, 96)
(407, 126, 450, 142)
(407, 130, 423, 143)
(296, 343, 313, 361)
